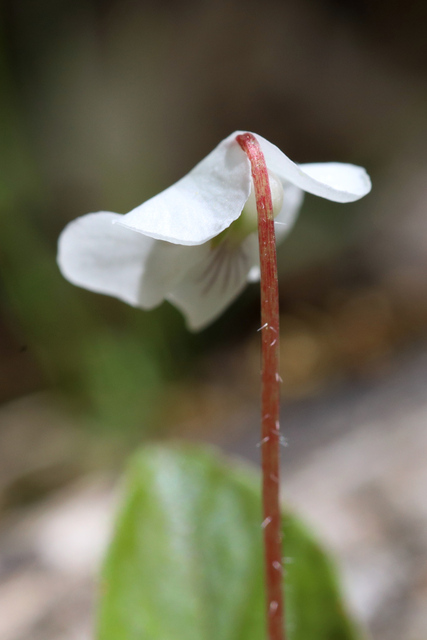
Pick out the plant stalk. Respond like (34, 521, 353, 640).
(236, 133, 285, 640)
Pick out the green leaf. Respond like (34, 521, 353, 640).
(97, 446, 362, 640)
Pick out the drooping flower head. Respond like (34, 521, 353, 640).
(58, 132, 371, 330)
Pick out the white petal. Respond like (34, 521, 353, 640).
(244, 183, 304, 284)
(240, 234, 260, 283)
(274, 183, 304, 243)
(116, 133, 251, 246)
(299, 162, 372, 200)
(57, 211, 162, 308)
(166, 239, 257, 330)
(251, 133, 371, 203)
(247, 265, 261, 282)
(142, 241, 208, 300)
(233, 181, 303, 285)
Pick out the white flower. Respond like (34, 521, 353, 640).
(57, 131, 371, 330)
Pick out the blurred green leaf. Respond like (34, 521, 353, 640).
(97, 446, 362, 640)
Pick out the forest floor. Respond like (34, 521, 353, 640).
(0, 344, 426, 640)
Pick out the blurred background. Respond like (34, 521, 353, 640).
(1, 0, 427, 638)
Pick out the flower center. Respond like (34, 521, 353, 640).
(241, 170, 284, 231)
(212, 171, 284, 247)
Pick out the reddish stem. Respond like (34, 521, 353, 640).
(236, 133, 284, 640)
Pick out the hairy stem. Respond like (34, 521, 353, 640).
(236, 133, 284, 640)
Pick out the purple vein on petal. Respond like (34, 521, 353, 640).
(221, 249, 233, 294)
(200, 246, 226, 295)
(195, 242, 250, 297)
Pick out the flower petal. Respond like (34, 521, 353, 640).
(57, 212, 163, 308)
(142, 241, 209, 301)
(116, 134, 251, 246)
(245, 182, 304, 284)
(274, 182, 304, 243)
(251, 132, 371, 203)
(166, 238, 258, 330)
